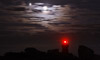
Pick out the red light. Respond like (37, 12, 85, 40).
(62, 37, 69, 45)
(63, 40, 68, 45)
(64, 41, 67, 44)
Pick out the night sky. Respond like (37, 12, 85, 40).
(0, 0, 100, 56)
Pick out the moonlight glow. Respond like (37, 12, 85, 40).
(29, 3, 32, 6)
(43, 6, 48, 11)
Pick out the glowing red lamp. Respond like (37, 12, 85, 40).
(63, 40, 68, 45)
(61, 37, 69, 53)
(62, 38, 69, 45)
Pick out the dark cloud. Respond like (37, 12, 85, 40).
(25, 0, 68, 5)
(0, 0, 25, 5)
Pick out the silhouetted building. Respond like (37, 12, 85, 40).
(62, 40, 69, 53)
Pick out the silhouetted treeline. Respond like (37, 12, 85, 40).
(0, 45, 100, 60)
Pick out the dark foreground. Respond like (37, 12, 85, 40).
(0, 45, 100, 60)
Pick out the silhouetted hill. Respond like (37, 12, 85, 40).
(78, 45, 94, 60)
(0, 45, 100, 60)
(78, 45, 100, 60)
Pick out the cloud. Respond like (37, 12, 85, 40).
(0, 0, 25, 5)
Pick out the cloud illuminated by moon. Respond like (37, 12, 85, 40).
(43, 6, 48, 11)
